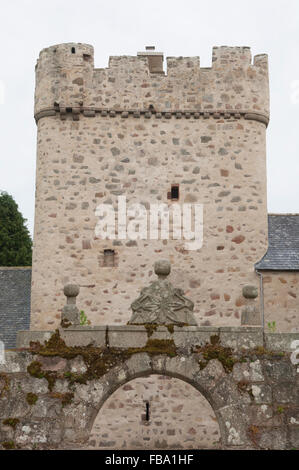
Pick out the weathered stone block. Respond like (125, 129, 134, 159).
(193, 359, 226, 394)
(218, 404, 251, 447)
(13, 375, 49, 395)
(286, 407, 299, 425)
(0, 390, 31, 418)
(232, 360, 264, 383)
(36, 355, 68, 372)
(69, 356, 88, 374)
(265, 333, 299, 352)
(219, 327, 263, 350)
(289, 426, 299, 448)
(172, 327, 220, 352)
(151, 355, 167, 373)
(73, 380, 105, 405)
(52, 379, 71, 395)
(16, 331, 53, 349)
(249, 404, 274, 425)
(250, 384, 272, 404)
(0, 351, 35, 373)
(210, 375, 251, 410)
(103, 364, 129, 389)
(273, 382, 298, 404)
(164, 355, 200, 382)
(0, 426, 14, 442)
(30, 397, 60, 418)
(263, 360, 297, 382)
(123, 353, 152, 377)
(47, 421, 64, 444)
(60, 326, 106, 347)
(258, 427, 287, 450)
(108, 326, 148, 348)
(15, 420, 51, 445)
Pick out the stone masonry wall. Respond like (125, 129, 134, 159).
(263, 272, 299, 333)
(0, 328, 298, 450)
(31, 44, 270, 331)
(31, 115, 268, 330)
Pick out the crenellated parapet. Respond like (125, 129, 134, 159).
(34, 44, 269, 125)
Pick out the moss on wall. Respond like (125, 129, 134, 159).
(26, 393, 38, 405)
(0, 373, 10, 397)
(1, 441, 16, 450)
(2, 418, 19, 430)
(27, 360, 57, 391)
(28, 330, 177, 386)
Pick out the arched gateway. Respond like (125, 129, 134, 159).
(87, 375, 221, 449)
(56, 260, 250, 448)
(52, 350, 248, 448)
(1, 326, 298, 450)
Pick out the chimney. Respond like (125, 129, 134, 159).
(137, 46, 164, 74)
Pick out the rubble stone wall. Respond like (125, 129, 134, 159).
(1, 328, 298, 450)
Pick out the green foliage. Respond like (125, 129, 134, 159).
(0, 192, 32, 266)
(267, 321, 276, 333)
(80, 310, 90, 326)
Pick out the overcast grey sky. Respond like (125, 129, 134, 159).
(0, 0, 298, 235)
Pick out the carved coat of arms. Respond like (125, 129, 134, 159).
(128, 260, 197, 326)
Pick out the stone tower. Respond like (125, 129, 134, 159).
(31, 43, 269, 330)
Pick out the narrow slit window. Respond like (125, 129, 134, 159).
(171, 184, 179, 200)
(103, 249, 115, 267)
(145, 402, 150, 421)
(71, 47, 76, 54)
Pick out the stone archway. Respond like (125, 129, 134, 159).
(87, 374, 221, 449)
(74, 352, 251, 449)
(2, 325, 298, 450)
(2, 345, 297, 450)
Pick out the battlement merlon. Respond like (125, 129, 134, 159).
(34, 44, 269, 123)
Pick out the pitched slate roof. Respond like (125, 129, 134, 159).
(255, 214, 299, 271)
(0, 267, 31, 349)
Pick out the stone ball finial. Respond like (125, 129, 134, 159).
(154, 259, 171, 277)
(64, 284, 80, 298)
(242, 285, 258, 299)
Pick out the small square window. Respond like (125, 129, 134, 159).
(103, 249, 115, 267)
(171, 184, 179, 200)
